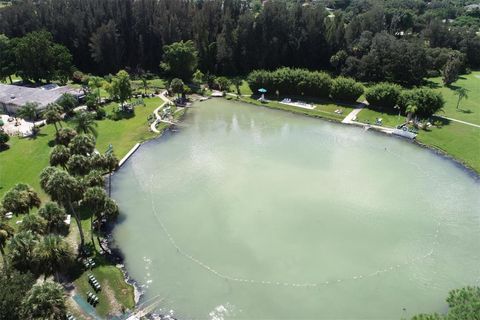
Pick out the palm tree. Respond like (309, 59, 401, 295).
(88, 76, 104, 104)
(71, 111, 98, 137)
(35, 234, 73, 281)
(104, 152, 119, 196)
(455, 87, 469, 110)
(68, 134, 95, 156)
(142, 77, 148, 94)
(40, 167, 86, 249)
(83, 187, 119, 251)
(21, 282, 67, 320)
(406, 104, 418, 123)
(66, 154, 92, 176)
(18, 214, 47, 236)
(0, 220, 14, 265)
(1, 183, 41, 215)
(231, 77, 243, 96)
(17, 102, 39, 121)
(38, 202, 67, 234)
(7, 231, 38, 272)
(44, 103, 63, 134)
(49, 145, 71, 169)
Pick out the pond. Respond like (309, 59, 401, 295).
(112, 99, 480, 319)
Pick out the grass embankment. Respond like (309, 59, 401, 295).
(236, 95, 355, 122)
(0, 96, 167, 316)
(416, 120, 480, 173)
(355, 108, 404, 128)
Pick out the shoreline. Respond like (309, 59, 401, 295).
(233, 96, 480, 179)
(101, 105, 188, 317)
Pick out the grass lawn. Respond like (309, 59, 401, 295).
(0, 97, 162, 200)
(237, 96, 355, 122)
(73, 255, 135, 318)
(356, 108, 404, 128)
(426, 71, 480, 125)
(0, 125, 56, 201)
(416, 120, 480, 173)
(95, 97, 162, 156)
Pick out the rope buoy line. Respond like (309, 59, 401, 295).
(124, 129, 470, 290)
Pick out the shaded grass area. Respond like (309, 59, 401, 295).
(425, 72, 480, 125)
(416, 120, 480, 173)
(356, 108, 404, 128)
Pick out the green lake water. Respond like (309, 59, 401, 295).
(112, 99, 480, 319)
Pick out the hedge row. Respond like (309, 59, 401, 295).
(247, 68, 364, 103)
(365, 82, 444, 117)
(247, 68, 444, 118)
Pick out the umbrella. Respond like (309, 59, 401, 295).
(258, 88, 267, 93)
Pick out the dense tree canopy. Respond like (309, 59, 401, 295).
(0, 0, 477, 82)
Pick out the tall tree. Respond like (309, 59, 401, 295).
(38, 202, 67, 234)
(0, 267, 35, 320)
(68, 134, 95, 156)
(0, 220, 14, 264)
(49, 145, 71, 169)
(455, 87, 469, 110)
(18, 214, 47, 236)
(1, 184, 41, 216)
(35, 235, 73, 281)
(89, 20, 125, 74)
(44, 103, 63, 134)
(17, 102, 39, 122)
(7, 231, 38, 272)
(109, 70, 132, 106)
(12, 31, 72, 83)
(0, 34, 16, 83)
(71, 112, 98, 137)
(21, 282, 67, 320)
(161, 40, 198, 81)
(40, 167, 85, 249)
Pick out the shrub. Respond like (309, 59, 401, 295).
(247, 68, 332, 98)
(0, 131, 9, 149)
(330, 77, 364, 102)
(95, 108, 106, 120)
(55, 127, 77, 146)
(71, 70, 85, 84)
(399, 88, 444, 118)
(365, 82, 402, 110)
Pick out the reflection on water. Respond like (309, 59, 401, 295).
(113, 99, 480, 319)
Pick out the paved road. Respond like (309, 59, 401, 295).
(434, 115, 480, 128)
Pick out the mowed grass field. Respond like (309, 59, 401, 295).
(427, 71, 480, 125)
(416, 120, 480, 173)
(0, 97, 163, 200)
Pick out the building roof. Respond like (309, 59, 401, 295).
(0, 83, 82, 109)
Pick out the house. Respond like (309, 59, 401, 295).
(0, 83, 83, 114)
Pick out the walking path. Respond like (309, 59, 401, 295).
(150, 91, 173, 133)
(434, 115, 480, 128)
(341, 102, 366, 124)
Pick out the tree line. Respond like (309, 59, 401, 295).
(247, 67, 444, 117)
(0, 0, 478, 85)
